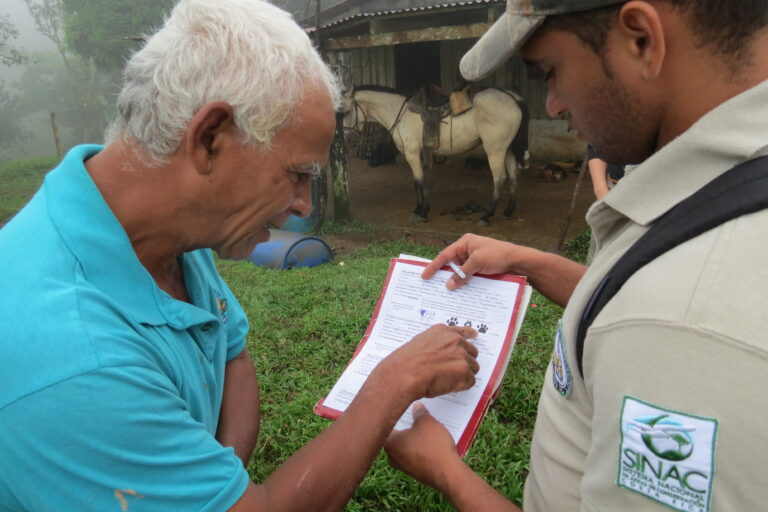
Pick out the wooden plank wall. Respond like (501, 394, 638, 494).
(440, 39, 548, 119)
(330, 41, 548, 119)
(332, 46, 396, 89)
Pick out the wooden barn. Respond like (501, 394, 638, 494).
(299, 0, 584, 163)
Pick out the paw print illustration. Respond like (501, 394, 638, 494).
(463, 320, 473, 328)
(446, 316, 458, 326)
(477, 323, 489, 334)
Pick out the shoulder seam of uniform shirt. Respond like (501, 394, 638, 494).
(0, 363, 171, 415)
(590, 216, 742, 332)
(587, 317, 768, 360)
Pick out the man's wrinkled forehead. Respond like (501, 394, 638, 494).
(517, 22, 554, 61)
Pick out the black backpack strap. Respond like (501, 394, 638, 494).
(576, 154, 768, 378)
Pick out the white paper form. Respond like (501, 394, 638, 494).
(321, 260, 523, 444)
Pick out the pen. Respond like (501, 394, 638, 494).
(448, 261, 466, 279)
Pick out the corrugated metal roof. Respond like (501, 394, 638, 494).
(299, 0, 503, 31)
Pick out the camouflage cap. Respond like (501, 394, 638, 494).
(460, 0, 625, 81)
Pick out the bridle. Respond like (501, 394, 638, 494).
(345, 92, 409, 140)
(344, 98, 369, 138)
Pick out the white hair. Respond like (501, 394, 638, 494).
(105, 0, 341, 165)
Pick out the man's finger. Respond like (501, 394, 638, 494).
(446, 325, 476, 338)
(459, 337, 479, 359)
(466, 353, 480, 374)
(446, 272, 470, 291)
(411, 401, 431, 423)
(422, 248, 457, 280)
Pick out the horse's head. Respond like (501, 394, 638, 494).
(332, 65, 362, 136)
(340, 88, 365, 145)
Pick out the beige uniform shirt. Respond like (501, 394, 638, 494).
(524, 79, 768, 512)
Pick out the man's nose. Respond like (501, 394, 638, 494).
(290, 180, 313, 219)
(546, 87, 567, 118)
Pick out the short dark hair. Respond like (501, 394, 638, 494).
(543, 1, 768, 68)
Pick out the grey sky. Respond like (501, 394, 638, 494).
(1, 0, 55, 53)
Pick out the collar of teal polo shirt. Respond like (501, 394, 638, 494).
(45, 145, 218, 331)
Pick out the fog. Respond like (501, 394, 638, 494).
(0, 0, 340, 163)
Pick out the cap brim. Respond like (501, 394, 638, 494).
(460, 12, 545, 81)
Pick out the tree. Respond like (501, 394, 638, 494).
(15, 53, 113, 144)
(0, 81, 29, 159)
(0, 14, 31, 66)
(22, 0, 117, 144)
(62, 0, 175, 72)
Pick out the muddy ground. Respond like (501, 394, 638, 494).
(323, 156, 596, 256)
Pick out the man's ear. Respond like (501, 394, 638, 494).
(616, 1, 666, 81)
(185, 101, 235, 175)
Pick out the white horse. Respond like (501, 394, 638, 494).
(344, 86, 529, 225)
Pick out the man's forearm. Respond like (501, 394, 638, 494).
(218, 348, 260, 466)
(255, 363, 415, 511)
(439, 460, 523, 512)
(512, 247, 586, 307)
(230, 324, 478, 511)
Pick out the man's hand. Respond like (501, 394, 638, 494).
(385, 402, 463, 491)
(423, 233, 587, 308)
(422, 234, 532, 291)
(376, 324, 479, 403)
(385, 403, 524, 512)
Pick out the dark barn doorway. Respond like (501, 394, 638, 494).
(394, 41, 441, 95)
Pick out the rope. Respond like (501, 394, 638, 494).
(388, 97, 409, 139)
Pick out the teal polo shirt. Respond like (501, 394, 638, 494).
(0, 145, 250, 511)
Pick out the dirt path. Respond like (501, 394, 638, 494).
(324, 157, 595, 255)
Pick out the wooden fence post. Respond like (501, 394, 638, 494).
(50, 112, 62, 157)
(312, 0, 329, 231)
(556, 155, 588, 253)
(330, 111, 352, 222)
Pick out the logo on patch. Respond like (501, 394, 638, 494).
(551, 319, 572, 397)
(618, 397, 718, 512)
(627, 415, 696, 461)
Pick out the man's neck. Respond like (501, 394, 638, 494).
(85, 141, 194, 301)
(657, 31, 768, 149)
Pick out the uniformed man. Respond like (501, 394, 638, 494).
(384, 1, 768, 511)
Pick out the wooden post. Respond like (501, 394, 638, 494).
(556, 155, 588, 253)
(50, 112, 62, 157)
(330, 111, 352, 222)
(312, 0, 329, 231)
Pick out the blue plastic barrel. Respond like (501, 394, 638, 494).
(248, 229, 333, 269)
(280, 215, 314, 233)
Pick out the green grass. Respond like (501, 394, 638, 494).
(217, 242, 562, 510)
(0, 157, 59, 224)
(563, 229, 591, 264)
(0, 156, 579, 510)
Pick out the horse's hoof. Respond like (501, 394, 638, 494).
(476, 219, 490, 228)
(410, 214, 428, 223)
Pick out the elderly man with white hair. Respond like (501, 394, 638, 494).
(0, 1, 480, 510)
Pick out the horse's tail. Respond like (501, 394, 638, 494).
(509, 94, 530, 168)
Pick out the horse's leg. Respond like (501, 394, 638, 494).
(405, 150, 430, 222)
(503, 150, 519, 218)
(479, 149, 507, 227)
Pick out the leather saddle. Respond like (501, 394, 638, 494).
(407, 85, 480, 153)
